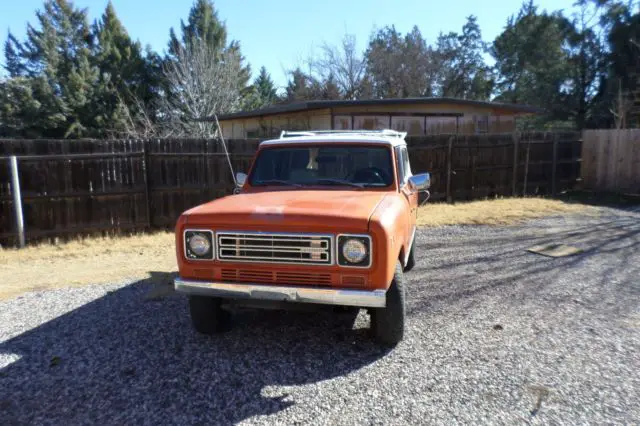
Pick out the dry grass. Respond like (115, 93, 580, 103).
(0, 197, 594, 301)
(417, 197, 594, 227)
(0, 232, 177, 301)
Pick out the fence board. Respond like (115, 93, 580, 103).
(581, 130, 640, 193)
(0, 132, 581, 246)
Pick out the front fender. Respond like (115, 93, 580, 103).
(368, 194, 409, 289)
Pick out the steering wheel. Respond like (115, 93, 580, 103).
(347, 167, 389, 185)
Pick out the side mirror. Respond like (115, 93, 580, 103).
(408, 173, 431, 192)
(236, 172, 247, 187)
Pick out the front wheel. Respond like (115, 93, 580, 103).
(371, 261, 406, 346)
(188, 295, 232, 334)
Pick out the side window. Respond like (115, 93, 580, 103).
(395, 146, 405, 185)
(396, 146, 412, 186)
(401, 146, 412, 180)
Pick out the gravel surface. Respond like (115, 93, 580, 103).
(1, 207, 639, 425)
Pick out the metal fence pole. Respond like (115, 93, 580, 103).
(523, 135, 531, 196)
(551, 133, 559, 195)
(512, 132, 519, 196)
(446, 136, 454, 203)
(9, 156, 25, 248)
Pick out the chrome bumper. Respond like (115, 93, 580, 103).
(174, 278, 386, 308)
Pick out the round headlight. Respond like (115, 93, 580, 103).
(342, 239, 367, 263)
(189, 233, 211, 256)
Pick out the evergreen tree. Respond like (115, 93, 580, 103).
(4, 32, 27, 77)
(0, 77, 61, 137)
(364, 25, 438, 98)
(321, 73, 342, 100)
(596, 2, 640, 128)
(491, 1, 573, 126)
(563, 2, 607, 129)
(255, 66, 279, 106)
(2, 0, 98, 137)
(168, 0, 227, 57)
(241, 66, 279, 110)
(284, 67, 326, 101)
(364, 25, 409, 98)
(91, 1, 160, 134)
(434, 16, 494, 100)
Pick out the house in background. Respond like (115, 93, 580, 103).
(214, 97, 542, 139)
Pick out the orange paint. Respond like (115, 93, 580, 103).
(175, 139, 419, 291)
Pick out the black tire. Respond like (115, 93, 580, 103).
(404, 241, 416, 272)
(188, 295, 232, 334)
(371, 261, 406, 346)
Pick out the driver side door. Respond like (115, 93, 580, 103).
(395, 145, 418, 254)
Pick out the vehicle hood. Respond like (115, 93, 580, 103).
(182, 190, 388, 232)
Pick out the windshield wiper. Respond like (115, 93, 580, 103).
(314, 178, 364, 188)
(256, 179, 303, 187)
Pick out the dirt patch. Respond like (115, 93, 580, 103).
(0, 232, 177, 301)
(417, 197, 595, 227)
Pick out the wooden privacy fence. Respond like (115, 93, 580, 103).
(581, 129, 640, 194)
(407, 131, 581, 202)
(0, 138, 258, 246)
(0, 132, 582, 247)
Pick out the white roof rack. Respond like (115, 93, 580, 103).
(279, 129, 407, 139)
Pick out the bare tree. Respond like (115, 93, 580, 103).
(116, 93, 160, 139)
(609, 38, 640, 129)
(160, 37, 243, 138)
(309, 33, 367, 99)
(610, 78, 639, 129)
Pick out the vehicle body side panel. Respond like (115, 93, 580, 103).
(368, 193, 411, 287)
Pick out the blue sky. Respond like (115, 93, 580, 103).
(1, 0, 577, 89)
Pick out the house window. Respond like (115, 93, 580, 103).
(288, 117, 310, 131)
(333, 115, 351, 130)
(476, 115, 489, 133)
(353, 115, 390, 130)
(425, 116, 458, 134)
(391, 116, 425, 135)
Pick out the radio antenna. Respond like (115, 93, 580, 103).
(212, 113, 237, 187)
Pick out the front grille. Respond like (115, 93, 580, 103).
(276, 271, 332, 285)
(216, 232, 333, 265)
(221, 268, 332, 285)
(221, 269, 272, 282)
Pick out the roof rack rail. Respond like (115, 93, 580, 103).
(279, 129, 407, 139)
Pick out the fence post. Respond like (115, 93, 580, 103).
(142, 140, 152, 228)
(551, 133, 559, 196)
(9, 156, 25, 248)
(523, 135, 531, 196)
(512, 132, 519, 196)
(446, 136, 454, 203)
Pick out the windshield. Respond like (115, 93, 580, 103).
(248, 144, 395, 188)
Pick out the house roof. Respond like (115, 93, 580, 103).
(210, 97, 543, 121)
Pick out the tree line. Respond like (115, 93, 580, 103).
(1, 0, 639, 139)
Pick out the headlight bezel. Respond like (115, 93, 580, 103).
(337, 234, 372, 268)
(184, 229, 214, 260)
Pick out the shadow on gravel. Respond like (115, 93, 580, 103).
(0, 272, 389, 424)
(557, 190, 640, 211)
(408, 210, 640, 318)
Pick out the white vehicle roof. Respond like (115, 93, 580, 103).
(259, 129, 408, 148)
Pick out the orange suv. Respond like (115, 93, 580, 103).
(173, 129, 431, 346)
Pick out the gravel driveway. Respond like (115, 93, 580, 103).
(1, 207, 639, 425)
